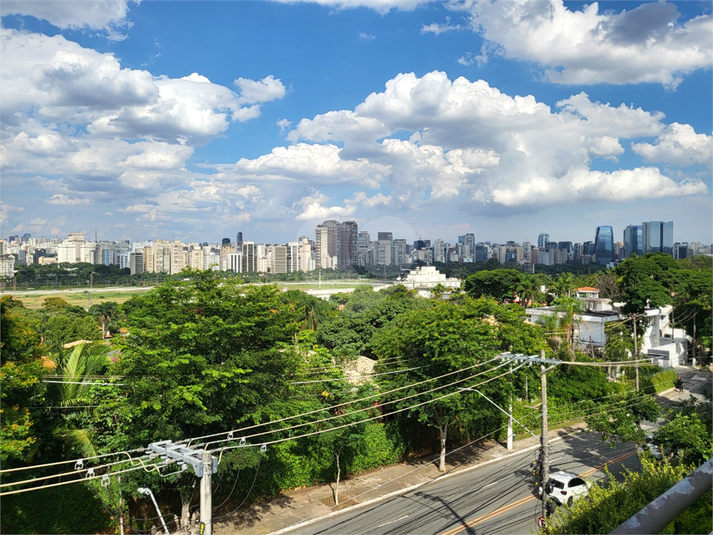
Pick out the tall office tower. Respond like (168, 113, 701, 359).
(270, 244, 288, 274)
(338, 221, 358, 269)
(642, 221, 674, 256)
(236, 232, 243, 247)
(129, 252, 144, 276)
(241, 241, 256, 273)
(377, 232, 393, 265)
(474, 244, 488, 263)
(537, 233, 550, 250)
(322, 220, 339, 258)
(356, 231, 371, 266)
(228, 252, 241, 273)
(433, 239, 445, 263)
(296, 237, 311, 272)
(594, 226, 614, 265)
(462, 233, 476, 258)
(392, 239, 408, 265)
(583, 241, 595, 256)
(522, 241, 532, 263)
(623, 225, 643, 259)
(315, 224, 331, 268)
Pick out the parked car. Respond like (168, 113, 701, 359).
(637, 434, 664, 460)
(539, 471, 590, 513)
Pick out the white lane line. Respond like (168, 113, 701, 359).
(378, 514, 409, 528)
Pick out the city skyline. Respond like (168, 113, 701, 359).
(1, 1, 712, 245)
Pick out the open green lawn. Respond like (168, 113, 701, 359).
(3, 279, 385, 309)
(5, 288, 154, 310)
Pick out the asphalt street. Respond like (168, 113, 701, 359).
(287, 432, 641, 535)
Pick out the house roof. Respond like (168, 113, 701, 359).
(577, 286, 600, 292)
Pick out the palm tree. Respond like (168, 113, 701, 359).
(515, 275, 539, 306)
(551, 272, 576, 298)
(552, 297, 583, 361)
(52, 342, 110, 457)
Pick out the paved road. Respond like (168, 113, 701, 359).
(287, 432, 640, 535)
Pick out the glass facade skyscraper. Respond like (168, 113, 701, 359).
(642, 221, 674, 256)
(623, 224, 643, 259)
(594, 226, 614, 265)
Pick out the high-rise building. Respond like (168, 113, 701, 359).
(594, 226, 614, 265)
(337, 221, 358, 269)
(236, 232, 243, 247)
(642, 221, 674, 256)
(623, 225, 643, 259)
(241, 241, 256, 273)
(129, 252, 144, 275)
(433, 239, 445, 263)
(392, 239, 408, 265)
(377, 232, 393, 265)
(537, 233, 550, 250)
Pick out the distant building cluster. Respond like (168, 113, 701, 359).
(1, 219, 710, 278)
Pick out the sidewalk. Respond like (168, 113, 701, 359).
(211, 367, 711, 535)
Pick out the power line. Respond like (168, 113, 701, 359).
(195, 359, 513, 450)
(213, 363, 526, 454)
(182, 356, 503, 448)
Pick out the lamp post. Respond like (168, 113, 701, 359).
(137, 487, 169, 535)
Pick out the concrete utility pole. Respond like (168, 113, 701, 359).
(146, 441, 218, 535)
(200, 449, 213, 535)
(632, 315, 639, 391)
(507, 361, 513, 450)
(540, 350, 550, 518)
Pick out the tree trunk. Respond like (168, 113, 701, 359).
(334, 451, 341, 505)
(438, 421, 448, 472)
(181, 494, 191, 531)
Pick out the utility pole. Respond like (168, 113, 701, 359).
(147, 441, 217, 535)
(540, 349, 550, 518)
(507, 361, 513, 450)
(200, 449, 213, 535)
(118, 475, 124, 535)
(632, 314, 639, 391)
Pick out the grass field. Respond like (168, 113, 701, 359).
(5, 288, 154, 310)
(3, 279, 388, 310)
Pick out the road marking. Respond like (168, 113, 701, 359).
(440, 450, 638, 535)
(481, 482, 497, 489)
(377, 514, 409, 528)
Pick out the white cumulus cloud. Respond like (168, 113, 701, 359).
(465, 0, 713, 88)
(632, 123, 713, 166)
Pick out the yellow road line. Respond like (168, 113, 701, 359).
(440, 449, 637, 535)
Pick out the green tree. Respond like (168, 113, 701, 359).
(104, 273, 302, 450)
(585, 389, 661, 446)
(372, 297, 545, 471)
(654, 413, 712, 466)
(463, 269, 522, 302)
(0, 296, 45, 462)
(617, 254, 673, 315)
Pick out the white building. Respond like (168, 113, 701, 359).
(399, 266, 461, 297)
(526, 287, 689, 368)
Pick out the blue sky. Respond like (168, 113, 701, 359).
(1, 0, 711, 246)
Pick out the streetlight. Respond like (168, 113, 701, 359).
(137, 487, 170, 535)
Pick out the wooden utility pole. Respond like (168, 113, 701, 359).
(540, 349, 550, 518)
